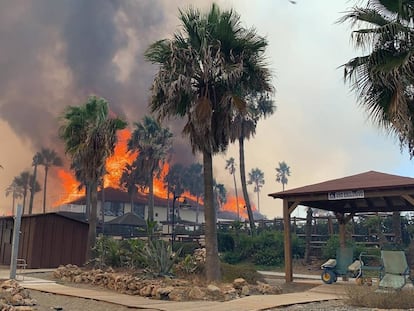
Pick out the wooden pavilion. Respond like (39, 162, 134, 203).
(268, 170, 414, 282)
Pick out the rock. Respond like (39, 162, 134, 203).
(257, 281, 282, 295)
(73, 275, 82, 283)
(223, 287, 238, 301)
(206, 284, 224, 301)
(168, 288, 186, 301)
(188, 286, 204, 300)
(11, 293, 23, 304)
(156, 286, 174, 300)
(139, 285, 153, 297)
(207, 284, 221, 294)
(233, 278, 247, 289)
(241, 285, 250, 296)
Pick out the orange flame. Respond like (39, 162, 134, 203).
(54, 129, 173, 206)
(54, 128, 249, 221)
(221, 196, 257, 220)
(104, 129, 136, 188)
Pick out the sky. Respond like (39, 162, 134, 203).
(1, 0, 413, 219)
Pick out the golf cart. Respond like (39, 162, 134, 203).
(321, 247, 361, 284)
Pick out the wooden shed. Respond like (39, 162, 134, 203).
(0, 213, 88, 269)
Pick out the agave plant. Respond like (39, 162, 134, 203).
(142, 240, 181, 276)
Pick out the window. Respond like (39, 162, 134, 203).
(132, 203, 145, 218)
(103, 201, 124, 217)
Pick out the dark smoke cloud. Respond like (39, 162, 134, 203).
(0, 0, 207, 163)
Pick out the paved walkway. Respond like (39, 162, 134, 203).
(0, 269, 344, 311)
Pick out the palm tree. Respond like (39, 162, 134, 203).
(145, 4, 272, 282)
(5, 180, 24, 215)
(128, 115, 173, 222)
(213, 180, 227, 215)
(340, 1, 414, 246)
(225, 157, 240, 220)
(230, 95, 275, 233)
(28, 152, 41, 214)
(59, 95, 127, 260)
(183, 163, 204, 224)
(37, 148, 63, 213)
(164, 163, 186, 234)
(340, 0, 414, 156)
(13, 171, 31, 215)
(248, 168, 265, 213)
(276, 161, 291, 191)
(120, 162, 142, 212)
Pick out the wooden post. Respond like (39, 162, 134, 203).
(10, 204, 22, 279)
(283, 199, 292, 282)
(328, 216, 333, 235)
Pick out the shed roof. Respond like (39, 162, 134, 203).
(105, 212, 147, 227)
(269, 171, 414, 213)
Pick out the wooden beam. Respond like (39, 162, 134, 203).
(288, 201, 300, 214)
(283, 199, 293, 283)
(402, 194, 414, 206)
(282, 188, 414, 203)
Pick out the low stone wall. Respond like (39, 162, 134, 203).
(53, 264, 282, 302)
(0, 279, 37, 310)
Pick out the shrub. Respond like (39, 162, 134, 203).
(292, 234, 305, 258)
(345, 286, 414, 309)
(222, 251, 244, 264)
(253, 248, 282, 266)
(174, 254, 200, 276)
(217, 232, 235, 252)
(172, 241, 200, 256)
(92, 235, 125, 268)
(119, 238, 146, 269)
(141, 239, 181, 276)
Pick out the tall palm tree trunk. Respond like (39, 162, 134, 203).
(42, 167, 49, 213)
(101, 186, 105, 235)
(238, 137, 255, 234)
(256, 190, 260, 213)
(148, 175, 154, 222)
(196, 196, 200, 224)
(12, 195, 16, 216)
(232, 172, 239, 220)
(203, 150, 221, 282)
(29, 164, 38, 214)
(22, 188, 27, 215)
(86, 180, 98, 261)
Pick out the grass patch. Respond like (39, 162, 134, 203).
(345, 285, 414, 309)
(221, 262, 264, 284)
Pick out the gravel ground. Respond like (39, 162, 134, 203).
(22, 270, 409, 311)
(28, 290, 134, 311)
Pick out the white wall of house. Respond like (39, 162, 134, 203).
(60, 200, 205, 225)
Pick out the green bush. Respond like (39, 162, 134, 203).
(253, 248, 282, 266)
(119, 238, 146, 269)
(222, 251, 243, 264)
(218, 232, 235, 252)
(172, 241, 199, 256)
(219, 230, 305, 267)
(292, 234, 305, 258)
(322, 235, 360, 259)
(92, 236, 125, 268)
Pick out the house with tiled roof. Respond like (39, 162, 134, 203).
(59, 187, 205, 228)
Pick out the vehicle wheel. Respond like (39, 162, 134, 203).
(321, 269, 335, 284)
